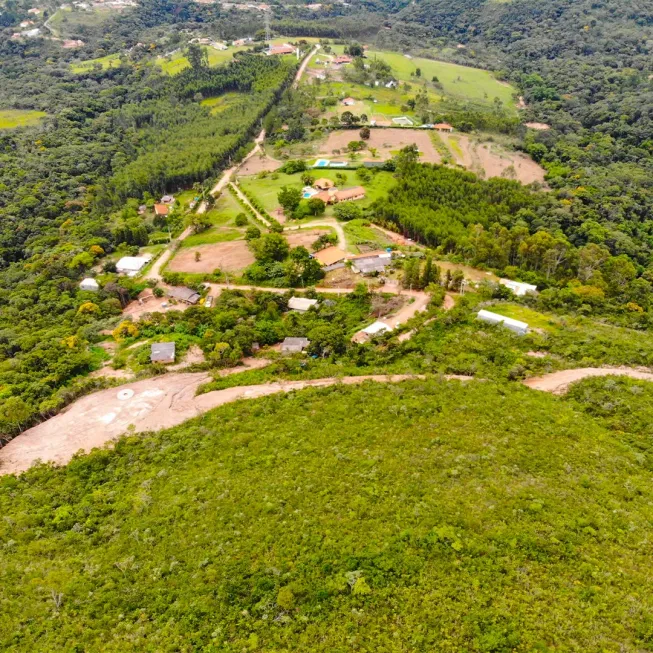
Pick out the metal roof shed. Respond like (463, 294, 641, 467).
(281, 337, 310, 354)
(151, 342, 176, 364)
(288, 297, 319, 312)
(477, 309, 529, 335)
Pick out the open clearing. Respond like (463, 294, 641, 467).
(285, 228, 330, 248)
(237, 153, 282, 176)
(0, 373, 427, 475)
(523, 367, 653, 394)
(70, 53, 122, 73)
(0, 109, 47, 130)
(168, 239, 254, 273)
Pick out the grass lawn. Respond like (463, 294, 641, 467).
(0, 109, 47, 129)
(157, 46, 243, 75)
(200, 92, 244, 115)
(70, 53, 123, 73)
(180, 193, 245, 248)
(239, 170, 396, 215)
(182, 228, 243, 248)
(46, 7, 112, 38)
(491, 303, 560, 331)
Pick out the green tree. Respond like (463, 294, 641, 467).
(277, 186, 302, 214)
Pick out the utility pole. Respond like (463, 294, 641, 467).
(264, 10, 271, 44)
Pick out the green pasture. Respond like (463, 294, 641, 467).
(180, 192, 245, 248)
(46, 7, 112, 38)
(0, 109, 47, 129)
(490, 303, 560, 332)
(156, 46, 241, 75)
(200, 92, 245, 115)
(343, 219, 393, 252)
(70, 53, 123, 73)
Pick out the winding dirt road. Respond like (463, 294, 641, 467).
(523, 367, 653, 395)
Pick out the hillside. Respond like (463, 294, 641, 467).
(1, 378, 652, 651)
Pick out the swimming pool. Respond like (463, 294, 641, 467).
(314, 159, 330, 167)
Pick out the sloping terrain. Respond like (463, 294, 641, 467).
(1, 378, 651, 651)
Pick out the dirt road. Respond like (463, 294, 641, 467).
(293, 44, 319, 88)
(523, 367, 653, 395)
(229, 181, 271, 226)
(0, 371, 480, 476)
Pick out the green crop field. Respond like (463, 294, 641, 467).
(70, 53, 123, 73)
(157, 46, 242, 75)
(0, 109, 47, 130)
(2, 378, 651, 650)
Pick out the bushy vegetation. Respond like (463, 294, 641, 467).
(1, 379, 651, 650)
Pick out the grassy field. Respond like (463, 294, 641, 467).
(239, 170, 396, 216)
(70, 53, 123, 73)
(2, 378, 651, 650)
(0, 109, 47, 130)
(200, 92, 245, 115)
(156, 45, 241, 75)
(180, 192, 245, 248)
(343, 219, 393, 252)
(491, 303, 560, 331)
(46, 7, 112, 38)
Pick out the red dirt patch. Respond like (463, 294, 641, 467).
(285, 229, 329, 248)
(168, 240, 255, 274)
(238, 153, 282, 176)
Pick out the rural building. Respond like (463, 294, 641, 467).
(267, 44, 295, 56)
(385, 80, 398, 88)
(313, 178, 334, 190)
(477, 309, 529, 335)
(341, 97, 356, 106)
(288, 297, 319, 312)
(116, 255, 152, 277)
(433, 123, 454, 132)
(334, 55, 353, 64)
(79, 278, 99, 292)
(363, 321, 392, 336)
(334, 186, 366, 202)
(150, 342, 175, 364)
(154, 204, 169, 217)
(313, 246, 347, 266)
(281, 337, 310, 354)
(62, 39, 84, 48)
(160, 195, 175, 204)
(166, 286, 200, 305)
(27, 7, 42, 14)
(313, 190, 336, 204)
(19, 20, 34, 27)
(232, 38, 251, 46)
(349, 252, 392, 275)
(499, 279, 538, 296)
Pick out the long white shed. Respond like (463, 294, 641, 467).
(499, 279, 538, 296)
(477, 309, 529, 335)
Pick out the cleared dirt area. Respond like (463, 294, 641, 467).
(523, 367, 653, 395)
(285, 228, 329, 248)
(168, 240, 255, 274)
(238, 153, 282, 176)
(0, 371, 436, 475)
(319, 129, 441, 163)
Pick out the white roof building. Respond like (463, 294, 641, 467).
(288, 297, 319, 312)
(116, 255, 152, 277)
(362, 321, 392, 335)
(79, 278, 99, 291)
(477, 309, 528, 335)
(499, 279, 538, 296)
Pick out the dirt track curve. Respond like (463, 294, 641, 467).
(0, 372, 479, 476)
(523, 367, 653, 395)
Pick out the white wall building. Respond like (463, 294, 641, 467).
(79, 278, 99, 291)
(477, 309, 529, 335)
(288, 297, 319, 313)
(499, 279, 538, 296)
(116, 255, 152, 277)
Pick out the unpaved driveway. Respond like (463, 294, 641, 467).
(523, 367, 653, 395)
(0, 371, 478, 476)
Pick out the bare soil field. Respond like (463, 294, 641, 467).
(524, 122, 551, 131)
(168, 240, 255, 274)
(285, 228, 329, 248)
(319, 129, 441, 163)
(0, 370, 429, 475)
(238, 153, 282, 176)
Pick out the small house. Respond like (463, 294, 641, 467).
(499, 279, 538, 297)
(166, 286, 200, 305)
(349, 252, 392, 275)
(267, 44, 295, 56)
(385, 80, 398, 88)
(79, 277, 99, 292)
(313, 178, 334, 190)
(433, 123, 453, 132)
(477, 309, 529, 335)
(150, 342, 176, 364)
(334, 186, 365, 202)
(313, 190, 336, 204)
(288, 297, 319, 312)
(341, 97, 356, 106)
(160, 195, 175, 204)
(333, 55, 352, 64)
(116, 255, 152, 277)
(281, 337, 310, 354)
(363, 321, 392, 336)
(154, 204, 169, 217)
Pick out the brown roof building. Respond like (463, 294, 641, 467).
(433, 123, 454, 132)
(313, 178, 334, 190)
(313, 246, 347, 266)
(154, 204, 169, 216)
(334, 186, 366, 202)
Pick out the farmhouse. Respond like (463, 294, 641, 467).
(313, 246, 346, 266)
(160, 195, 175, 204)
(166, 286, 200, 305)
(79, 278, 99, 292)
(313, 178, 334, 190)
(433, 123, 454, 132)
(232, 38, 251, 46)
(267, 44, 295, 56)
(334, 186, 366, 202)
(477, 309, 529, 335)
(313, 190, 336, 204)
(288, 297, 319, 312)
(341, 97, 356, 106)
(333, 55, 353, 65)
(499, 279, 538, 296)
(116, 255, 152, 277)
(62, 39, 84, 48)
(281, 337, 310, 354)
(150, 342, 176, 364)
(349, 251, 392, 275)
(154, 204, 169, 217)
